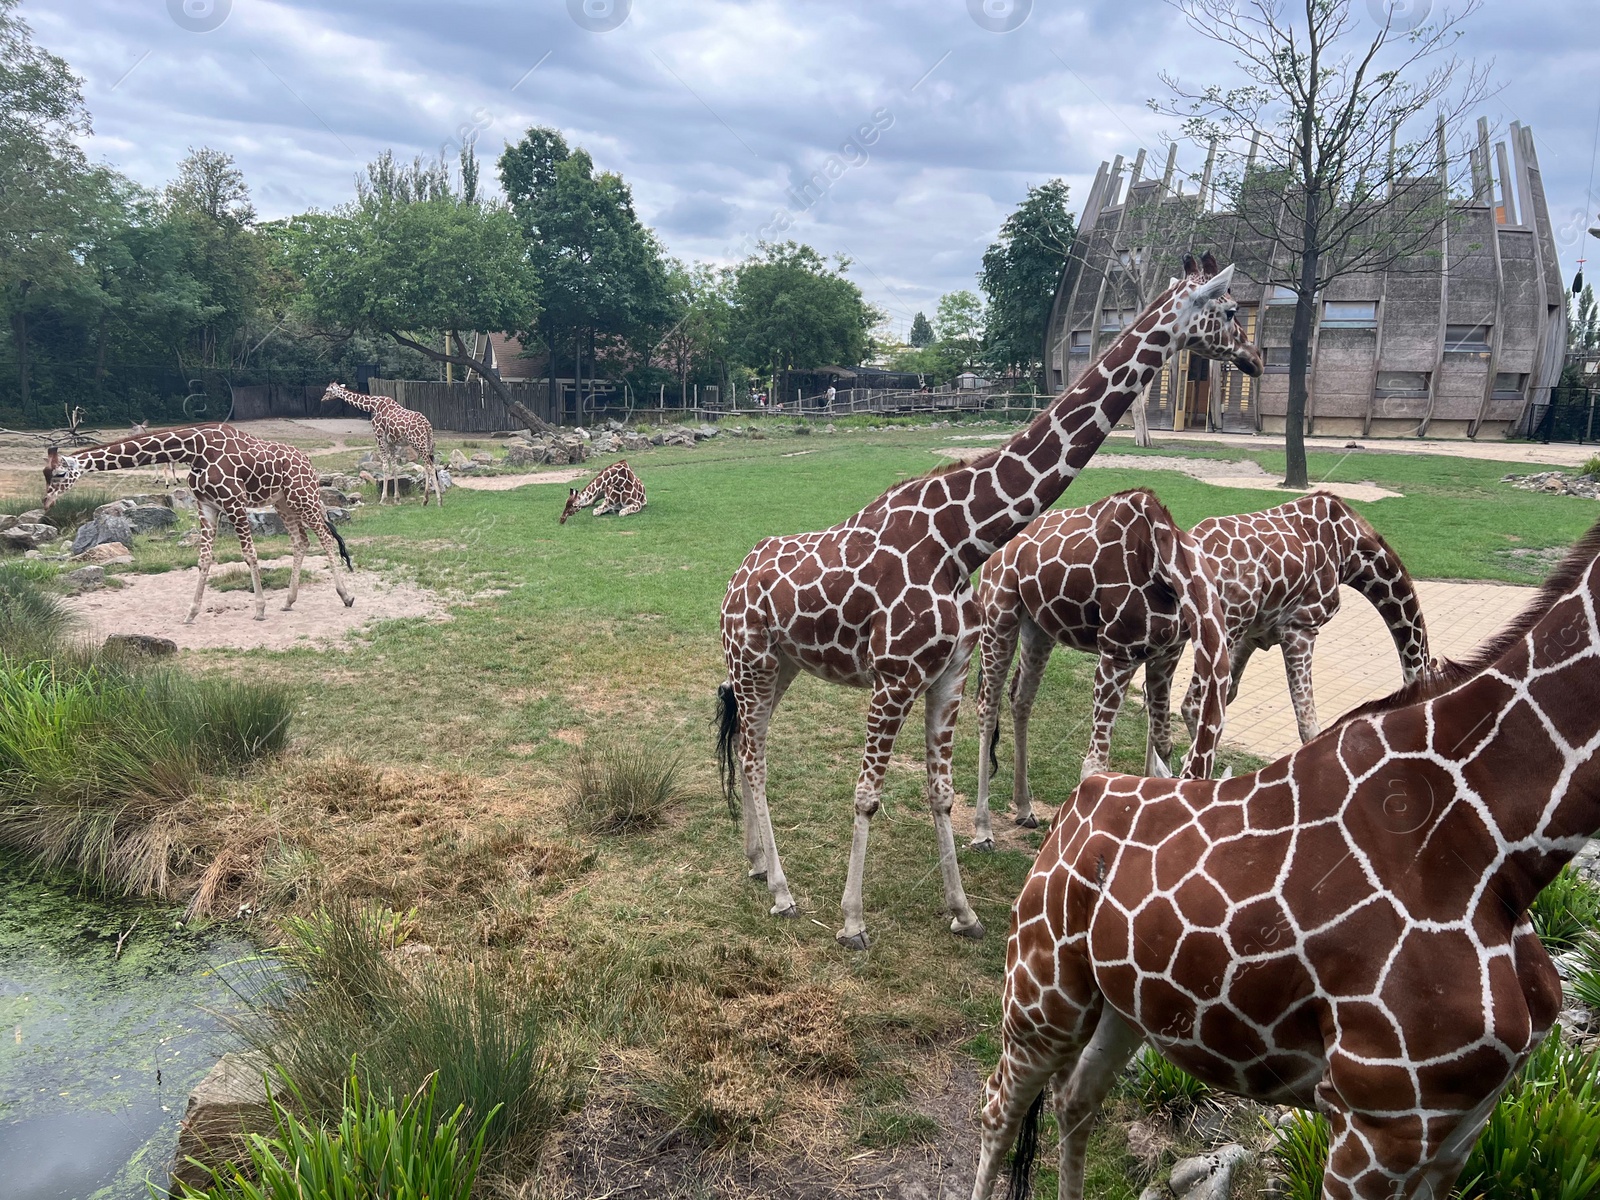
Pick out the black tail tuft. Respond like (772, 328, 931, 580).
(1006, 1088, 1046, 1200)
(329, 520, 353, 570)
(715, 682, 740, 819)
(988, 718, 1002, 776)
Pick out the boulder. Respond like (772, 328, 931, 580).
(435, 468, 452, 492)
(72, 542, 133, 566)
(71, 513, 136, 556)
(604, 418, 626, 433)
(573, 426, 591, 441)
(63, 565, 106, 592)
(104, 633, 178, 659)
(505, 442, 547, 468)
(169, 1050, 273, 1191)
(124, 492, 174, 509)
(170, 488, 197, 511)
(2, 522, 59, 550)
(217, 510, 288, 538)
(448, 448, 470, 469)
(324, 507, 353, 525)
(694, 424, 720, 440)
(95, 499, 136, 519)
(471, 450, 493, 466)
(1166, 1145, 1250, 1200)
(129, 505, 177, 533)
(0, 514, 17, 532)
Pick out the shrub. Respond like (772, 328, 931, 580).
(2, 489, 112, 536)
(1129, 1046, 1211, 1116)
(174, 1069, 494, 1200)
(1573, 932, 1600, 1011)
(1531, 867, 1600, 952)
(568, 743, 685, 834)
(1582, 454, 1600, 479)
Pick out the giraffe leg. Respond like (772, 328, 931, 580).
(1281, 626, 1321, 743)
(1050, 1008, 1144, 1200)
(1182, 639, 1251, 737)
(738, 657, 798, 886)
(970, 1052, 1062, 1200)
(924, 654, 982, 938)
(1081, 656, 1137, 780)
(311, 520, 355, 608)
(222, 501, 265, 621)
(282, 513, 307, 610)
(1142, 647, 1181, 776)
(973, 609, 1021, 851)
(185, 505, 219, 624)
(837, 684, 916, 950)
(1008, 617, 1052, 828)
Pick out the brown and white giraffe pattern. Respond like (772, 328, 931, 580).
(968, 522, 1600, 1200)
(43, 425, 355, 623)
(323, 383, 443, 506)
(718, 255, 1263, 950)
(1157, 493, 1435, 749)
(971, 489, 1232, 851)
(561, 460, 647, 524)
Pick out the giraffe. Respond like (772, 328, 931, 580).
(968, 518, 1600, 1200)
(560, 459, 648, 524)
(716, 254, 1262, 950)
(1152, 492, 1436, 748)
(970, 488, 1232, 852)
(322, 382, 444, 506)
(43, 425, 355, 623)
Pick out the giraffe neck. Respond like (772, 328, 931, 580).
(940, 285, 1187, 572)
(334, 389, 381, 415)
(74, 431, 208, 471)
(1335, 526, 1432, 684)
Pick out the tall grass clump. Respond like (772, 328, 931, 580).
(1531, 867, 1600, 952)
(234, 901, 572, 1175)
(1, 488, 112, 536)
(1127, 1046, 1211, 1116)
(175, 1069, 494, 1200)
(0, 561, 72, 661)
(568, 742, 685, 834)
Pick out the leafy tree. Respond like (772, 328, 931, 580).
(1572, 285, 1598, 353)
(979, 179, 1075, 388)
(728, 241, 878, 377)
(909, 311, 933, 347)
(658, 260, 731, 405)
(934, 290, 986, 373)
(162, 147, 265, 369)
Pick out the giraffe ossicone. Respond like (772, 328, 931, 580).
(717, 253, 1261, 950)
(323, 382, 444, 507)
(561, 460, 647, 524)
(43, 425, 355, 624)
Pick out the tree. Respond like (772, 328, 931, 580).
(163, 148, 265, 369)
(729, 241, 878, 378)
(1572, 284, 1598, 353)
(658, 260, 730, 405)
(934, 290, 986, 373)
(909, 311, 933, 347)
(979, 179, 1076, 388)
(1160, 0, 1490, 487)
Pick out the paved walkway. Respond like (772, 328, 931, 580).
(1107, 428, 1595, 469)
(1160, 579, 1535, 763)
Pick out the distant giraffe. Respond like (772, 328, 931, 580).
(43, 425, 354, 622)
(323, 382, 443, 506)
(560, 460, 647, 524)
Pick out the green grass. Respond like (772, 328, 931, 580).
(1128, 1045, 1212, 1115)
(1531, 867, 1600, 952)
(1, 488, 112, 536)
(210, 566, 293, 592)
(568, 742, 686, 834)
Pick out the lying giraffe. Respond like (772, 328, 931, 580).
(1156, 492, 1435, 747)
(717, 254, 1261, 949)
(322, 382, 443, 506)
(971, 488, 1231, 851)
(43, 425, 354, 623)
(560, 460, 647, 524)
(971, 515, 1600, 1200)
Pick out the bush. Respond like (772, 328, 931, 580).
(1582, 454, 1600, 479)
(568, 743, 685, 834)
(175, 1069, 494, 1200)
(1129, 1046, 1211, 1115)
(1573, 933, 1600, 1011)
(1531, 867, 1600, 952)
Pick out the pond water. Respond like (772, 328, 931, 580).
(0, 865, 256, 1200)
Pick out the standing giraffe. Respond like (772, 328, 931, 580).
(322, 382, 443, 506)
(1154, 493, 1435, 748)
(970, 488, 1231, 851)
(560, 460, 647, 524)
(716, 254, 1262, 949)
(43, 426, 354, 623)
(971, 517, 1600, 1200)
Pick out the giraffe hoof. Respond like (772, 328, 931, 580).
(343, 596, 355, 608)
(968, 838, 996, 853)
(1014, 814, 1040, 830)
(835, 929, 870, 951)
(771, 903, 799, 919)
(951, 917, 987, 941)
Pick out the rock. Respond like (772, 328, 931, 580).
(62, 565, 106, 592)
(491, 429, 518, 438)
(358, 470, 376, 485)
(170, 488, 197, 511)
(318, 486, 345, 505)
(124, 492, 174, 509)
(573, 426, 590, 441)
(0, 514, 17, 532)
(1504, 471, 1600, 500)
(694, 423, 720, 440)
(129, 505, 177, 533)
(170, 1050, 273, 1191)
(72, 542, 133, 566)
(435, 468, 452, 492)
(18, 508, 45, 524)
(1167, 1144, 1250, 1200)
(471, 450, 492, 465)
(217, 510, 288, 538)
(94, 499, 136, 519)
(604, 418, 626, 433)
(505, 442, 546, 468)
(104, 633, 179, 659)
(1, 522, 59, 550)
(591, 433, 620, 454)
(324, 507, 353, 525)
(448, 448, 470, 469)
(71, 513, 135, 556)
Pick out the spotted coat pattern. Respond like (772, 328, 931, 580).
(561, 460, 647, 524)
(967, 524, 1600, 1200)
(971, 489, 1231, 849)
(719, 256, 1262, 949)
(324, 383, 443, 506)
(44, 425, 355, 623)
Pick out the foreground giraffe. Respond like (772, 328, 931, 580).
(560, 460, 647, 524)
(323, 382, 444, 506)
(43, 426, 354, 623)
(970, 520, 1600, 1200)
(1157, 493, 1435, 746)
(971, 488, 1231, 850)
(717, 254, 1261, 949)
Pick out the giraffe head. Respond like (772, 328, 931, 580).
(560, 488, 582, 524)
(42, 447, 84, 512)
(1169, 252, 1262, 377)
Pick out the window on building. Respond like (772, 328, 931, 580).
(1069, 330, 1092, 353)
(1264, 346, 1292, 374)
(1445, 324, 1492, 353)
(1492, 372, 1527, 399)
(1266, 285, 1300, 305)
(1322, 300, 1378, 328)
(1099, 308, 1137, 333)
(1374, 371, 1430, 398)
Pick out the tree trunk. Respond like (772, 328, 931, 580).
(1284, 281, 1317, 488)
(545, 317, 556, 429)
(391, 329, 555, 434)
(11, 309, 31, 419)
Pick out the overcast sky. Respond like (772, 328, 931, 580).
(29, 0, 1600, 339)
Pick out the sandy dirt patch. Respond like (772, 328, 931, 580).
(450, 468, 592, 491)
(64, 556, 447, 652)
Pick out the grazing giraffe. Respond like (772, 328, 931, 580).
(716, 254, 1262, 949)
(970, 517, 1600, 1200)
(43, 425, 354, 623)
(560, 460, 647, 524)
(970, 488, 1231, 851)
(1152, 493, 1435, 749)
(322, 382, 443, 506)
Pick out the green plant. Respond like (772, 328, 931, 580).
(792, 422, 813, 436)
(210, 567, 293, 593)
(1531, 867, 1600, 952)
(2, 489, 113, 536)
(1266, 1110, 1331, 1200)
(568, 742, 685, 834)
(1582, 454, 1600, 479)
(0, 561, 71, 661)
(1573, 932, 1600, 1011)
(174, 1068, 495, 1200)
(1130, 1046, 1211, 1115)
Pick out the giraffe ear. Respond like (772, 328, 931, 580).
(1185, 264, 1235, 305)
(1182, 253, 1198, 276)
(46, 448, 58, 469)
(1200, 251, 1219, 275)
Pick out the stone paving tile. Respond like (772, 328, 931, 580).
(1161, 579, 1536, 763)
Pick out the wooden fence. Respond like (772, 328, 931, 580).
(228, 383, 329, 422)
(367, 379, 560, 432)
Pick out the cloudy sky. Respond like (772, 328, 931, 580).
(29, 0, 1600, 338)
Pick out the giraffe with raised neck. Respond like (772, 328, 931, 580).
(323, 383, 443, 506)
(560, 459, 647, 524)
(716, 254, 1262, 949)
(43, 425, 354, 623)
(970, 518, 1600, 1200)
(970, 487, 1232, 851)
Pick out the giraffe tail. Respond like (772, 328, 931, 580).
(1006, 1087, 1046, 1200)
(328, 520, 353, 570)
(715, 682, 740, 819)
